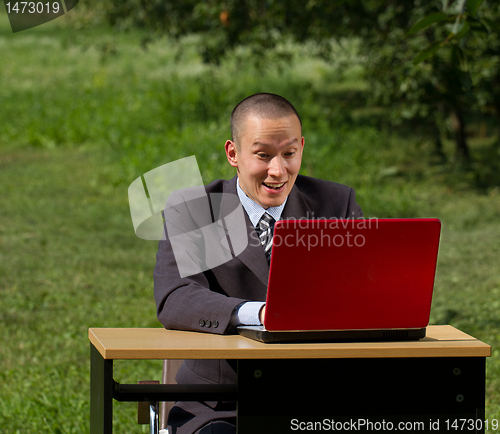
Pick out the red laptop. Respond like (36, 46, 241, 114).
(238, 218, 441, 342)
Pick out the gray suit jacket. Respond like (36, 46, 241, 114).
(153, 174, 363, 433)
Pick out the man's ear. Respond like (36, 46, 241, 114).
(225, 140, 238, 168)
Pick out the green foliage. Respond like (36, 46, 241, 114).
(412, 40, 444, 65)
(89, 0, 500, 161)
(467, 0, 486, 17)
(406, 12, 449, 37)
(353, 1, 500, 160)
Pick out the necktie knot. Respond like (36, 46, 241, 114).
(257, 212, 275, 262)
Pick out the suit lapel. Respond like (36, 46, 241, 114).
(216, 177, 314, 287)
(281, 183, 313, 220)
(216, 177, 269, 286)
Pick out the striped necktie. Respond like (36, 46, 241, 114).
(257, 212, 275, 262)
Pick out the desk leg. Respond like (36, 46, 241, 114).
(90, 344, 114, 434)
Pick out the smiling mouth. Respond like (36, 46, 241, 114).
(262, 181, 287, 190)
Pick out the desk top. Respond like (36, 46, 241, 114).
(89, 325, 491, 360)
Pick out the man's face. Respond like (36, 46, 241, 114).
(225, 114, 304, 209)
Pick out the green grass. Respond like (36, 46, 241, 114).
(0, 147, 163, 432)
(0, 12, 499, 432)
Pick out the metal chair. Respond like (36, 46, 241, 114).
(138, 359, 184, 434)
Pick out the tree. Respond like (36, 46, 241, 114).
(95, 0, 499, 161)
(375, 0, 498, 161)
(355, 0, 495, 160)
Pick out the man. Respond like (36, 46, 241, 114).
(154, 93, 363, 434)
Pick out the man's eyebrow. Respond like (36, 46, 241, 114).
(251, 138, 299, 147)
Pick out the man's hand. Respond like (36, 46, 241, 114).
(259, 304, 266, 325)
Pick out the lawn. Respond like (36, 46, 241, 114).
(0, 9, 499, 433)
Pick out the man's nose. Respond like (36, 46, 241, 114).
(268, 156, 286, 177)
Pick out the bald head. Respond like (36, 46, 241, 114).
(230, 93, 302, 148)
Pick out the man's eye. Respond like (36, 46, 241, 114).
(257, 153, 268, 158)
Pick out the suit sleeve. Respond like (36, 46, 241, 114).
(347, 187, 363, 218)
(154, 194, 247, 335)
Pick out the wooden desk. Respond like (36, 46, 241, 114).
(89, 326, 491, 433)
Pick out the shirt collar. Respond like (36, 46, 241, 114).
(236, 177, 287, 227)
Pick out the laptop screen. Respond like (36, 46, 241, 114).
(263, 218, 441, 332)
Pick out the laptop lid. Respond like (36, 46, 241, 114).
(262, 218, 441, 332)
